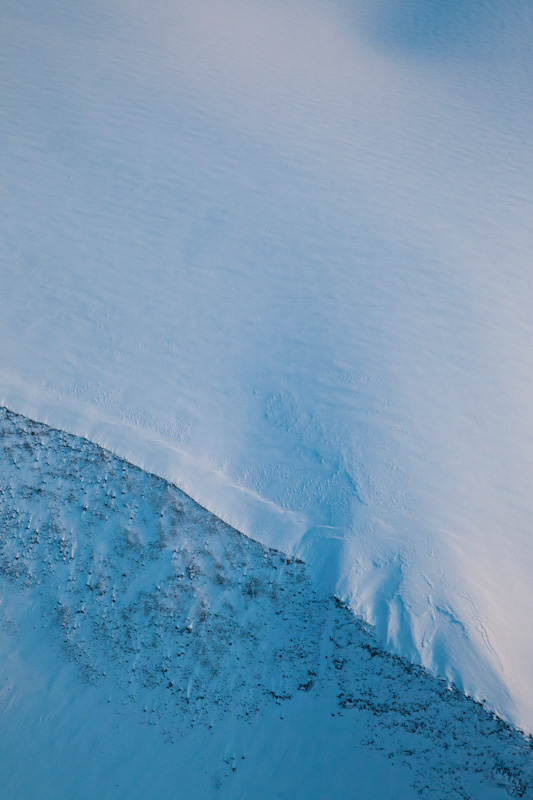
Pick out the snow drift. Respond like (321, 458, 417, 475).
(1, 0, 532, 728)
(1, 408, 532, 799)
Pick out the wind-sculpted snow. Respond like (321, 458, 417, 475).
(1, 408, 532, 799)
(1, 0, 533, 731)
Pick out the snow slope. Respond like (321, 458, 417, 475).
(1, 408, 533, 799)
(1, 0, 533, 728)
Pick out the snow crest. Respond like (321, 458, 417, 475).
(1, 0, 533, 729)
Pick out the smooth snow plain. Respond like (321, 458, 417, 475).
(1, 0, 533, 730)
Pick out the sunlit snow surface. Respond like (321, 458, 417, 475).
(1, 0, 533, 729)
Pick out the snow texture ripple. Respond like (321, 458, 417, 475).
(1, 0, 533, 730)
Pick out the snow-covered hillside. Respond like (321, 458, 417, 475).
(1, 0, 533, 730)
(1, 407, 533, 799)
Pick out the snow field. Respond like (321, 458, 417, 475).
(1, 0, 533, 729)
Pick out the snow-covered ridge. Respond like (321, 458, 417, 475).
(1, 406, 533, 799)
(1, 0, 533, 731)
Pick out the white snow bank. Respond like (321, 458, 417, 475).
(1, 0, 533, 728)
(1, 408, 531, 799)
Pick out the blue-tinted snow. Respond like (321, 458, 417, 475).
(1, 0, 532, 729)
(1, 408, 532, 799)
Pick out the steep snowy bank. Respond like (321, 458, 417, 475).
(1, 0, 533, 727)
(1, 407, 532, 799)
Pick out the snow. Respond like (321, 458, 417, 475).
(1, 408, 532, 799)
(1, 0, 533, 731)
